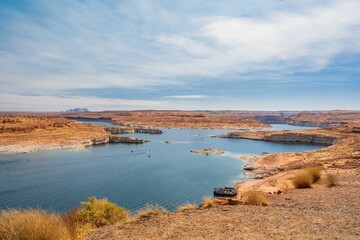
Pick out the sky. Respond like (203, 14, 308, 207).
(0, 0, 359, 111)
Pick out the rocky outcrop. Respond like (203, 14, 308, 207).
(224, 132, 335, 145)
(105, 127, 134, 134)
(286, 120, 331, 127)
(57, 110, 270, 129)
(109, 136, 149, 144)
(135, 128, 163, 134)
(190, 148, 225, 155)
(253, 111, 360, 127)
(104, 127, 162, 134)
(255, 115, 288, 124)
(90, 137, 109, 145)
(244, 167, 285, 179)
(263, 133, 335, 145)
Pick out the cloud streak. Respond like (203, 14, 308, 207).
(146, 1, 360, 78)
(163, 95, 208, 99)
(0, 0, 359, 110)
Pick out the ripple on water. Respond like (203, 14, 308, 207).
(0, 126, 325, 212)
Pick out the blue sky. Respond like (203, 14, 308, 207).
(0, 0, 359, 111)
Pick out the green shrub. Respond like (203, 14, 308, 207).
(0, 209, 71, 240)
(76, 196, 128, 227)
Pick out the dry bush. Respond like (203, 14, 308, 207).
(201, 197, 216, 208)
(62, 207, 80, 239)
(304, 167, 322, 182)
(135, 204, 168, 220)
(292, 171, 314, 188)
(176, 203, 197, 212)
(76, 196, 128, 227)
(325, 173, 338, 187)
(61, 207, 93, 240)
(243, 190, 269, 206)
(0, 209, 71, 240)
(277, 181, 293, 192)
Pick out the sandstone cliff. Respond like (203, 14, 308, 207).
(104, 127, 162, 134)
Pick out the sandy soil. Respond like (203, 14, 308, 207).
(222, 124, 360, 181)
(88, 173, 360, 240)
(190, 148, 225, 155)
(0, 116, 110, 153)
(31, 111, 271, 130)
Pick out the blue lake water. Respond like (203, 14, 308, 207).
(0, 124, 322, 212)
(266, 124, 317, 131)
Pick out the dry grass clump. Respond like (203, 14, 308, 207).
(305, 167, 322, 181)
(325, 173, 338, 187)
(243, 190, 269, 206)
(0, 209, 71, 240)
(62, 208, 80, 239)
(62, 207, 95, 240)
(292, 167, 323, 189)
(277, 181, 293, 192)
(76, 196, 128, 227)
(135, 204, 168, 220)
(291, 172, 314, 188)
(201, 197, 216, 208)
(176, 203, 197, 212)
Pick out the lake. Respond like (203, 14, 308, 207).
(0, 124, 322, 212)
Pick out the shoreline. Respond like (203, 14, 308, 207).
(0, 135, 151, 154)
(1, 115, 358, 201)
(0, 124, 316, 154)
(218, 125, 360, 195)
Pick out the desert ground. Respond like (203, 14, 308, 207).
(88, 173, 360, 240)
(1, 110, 359, 239)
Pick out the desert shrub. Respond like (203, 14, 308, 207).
(201, 197, 216, 208)
(176, 203, 197, 212)
(325, 173, 338, 187)
(304, 167, 322, 182)
(62, 207, 82, 239)
(291, 171, 314, 188)
(277, 182, 292, 192)
(243, 190, 269, 206)
(135, 204, 167, 220)
(0, 209, 71, 240)
(76, 196, 128, 227)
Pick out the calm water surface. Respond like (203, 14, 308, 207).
(0, 124, 322, 212)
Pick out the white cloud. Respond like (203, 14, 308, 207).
(156, 35, 211, 56)
(203, 1, 360, 65)
(0, 0, 359, 111)
(163, 95, 208, 99)
(146, 0, 360, 76)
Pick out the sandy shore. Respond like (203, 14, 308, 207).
(190, 148, 225, 155)
(88, 173, 360, 240)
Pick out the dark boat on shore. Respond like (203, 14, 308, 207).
(213, 187, 237, 197)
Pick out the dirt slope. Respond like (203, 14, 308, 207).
(88, 174, 360, 240)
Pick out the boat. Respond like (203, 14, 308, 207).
(213, 187, 237, 197)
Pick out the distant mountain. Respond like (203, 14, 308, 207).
(65, 108, 89, 113)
